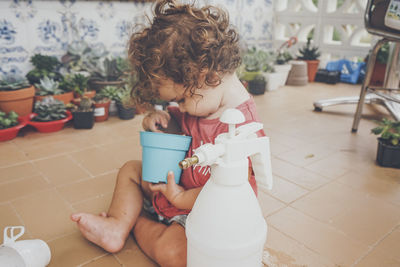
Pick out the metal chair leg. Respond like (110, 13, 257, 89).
(351, 39, 387, 132)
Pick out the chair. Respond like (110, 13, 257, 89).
(313, 0, 400, 132)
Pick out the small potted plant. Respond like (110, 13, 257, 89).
(34, 76, 74, 104)
(28, 97, 72, 133)
(274, 49, 293, 87)
(297, 37, 321, 82)
(371, 118, 400, 169)
(116, 88, 135, 120)
(71, 97, 95, 129)
(0, 111, 28, 142)
(26, 54, 62, 85)
(92, 94, 111, 122)
(0, 76, 35, 116)
(71, 73, 95, 100)
(88, 56, 129, 91)
(98, 85, 121, 116)
(248, 74, 267, 95)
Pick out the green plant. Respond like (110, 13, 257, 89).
(241, 48, 275, 81)
(298, 37, 321, 60)
(72, 97, 93, 112)
(34, 76, 64, 96)
(371, 118, 400, 146)
(0, 77, 30, 91)
(33, 97, 67, 122)
(275, 51, 293, 65)
(90, 57, 130, 82)
(0, 111, 19, 129)
(58, 75, 75, 92)
(71, 74, 89, 96)
(117, 84, 134, 107)
(26, 54, 62, 85)
(98, 86, 120, 101)
(376, 42, 390, 64)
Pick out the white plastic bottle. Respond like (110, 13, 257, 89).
(181, 108, 273, 267)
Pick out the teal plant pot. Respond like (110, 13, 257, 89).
(140, 131, 192, 184)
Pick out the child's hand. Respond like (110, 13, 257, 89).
(149, 171, 185, 207)
(142, 110, 170, 132)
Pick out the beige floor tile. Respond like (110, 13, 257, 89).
(47, 232, 107, 267)
(265, 175, 309, 204)
(373, 227, 400, 261)
(72, 193, 113, 215)
(33, 155, 90, 186)
(276, 143, 336, 167)
(0, 175, 51, 203)
(264, 226, 335, 267)
(57, 171, 117, 204)
(114, 236, 158, 267)
(0, 142, 29, 167)
(355, 248, 400, 267)
(0, 203, 24, 243)
(12, 189, 75, 241)
(82, 254, 121, 267)
(272, 157, 330, 190)
(0, 162, 39, 184)
(331, 196, 400, 245)
(99, 138, 142, 167)
(267, 207, 368, 266)
(258, 190, 286, 217)
(70, 147, 121, 176)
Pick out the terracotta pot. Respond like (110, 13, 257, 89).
(370, 62, 386, 86)
(0, 86, 35, 116)
(73, 90, 96, 99)
(306, 60, 320, 82)
(34, 91, 74, 105)
(93, 100, 111, 122)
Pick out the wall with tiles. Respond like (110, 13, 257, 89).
(0, 0, 273, 78)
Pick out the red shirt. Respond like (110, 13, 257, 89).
(152, 97, 265, 219)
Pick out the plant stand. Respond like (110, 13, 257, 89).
(0, 86, 35, 116)
(376, 138, 400, 169)
(117, 102, 135, 120)
(72, 110, 95, 129)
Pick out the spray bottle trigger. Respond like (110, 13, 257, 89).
(3, 226, 25, 246)
(234, 122, 263, 139)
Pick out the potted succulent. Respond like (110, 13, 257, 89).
(71, 73, 95, 100)
(28, 97, 72, 133)
(116, 87, 135, 120)
(248, 74, 267, 95)
(0, 76, 35, 116)
(92, 95, 111, 122)
(274, 50, 293, 87)
(0, 111, 28, 142)
(88, 57, 129, 91)
(26, 54, 62, 85)
(98, 85, 121, 116)
(297, 37, 321, 82)
(371, 118, 400, 169)
(71, 97, 95, 129)
(369, 42, 389, 86)
(34, 76, 74, 104)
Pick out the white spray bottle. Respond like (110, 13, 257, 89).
(179, 108, 273, 267)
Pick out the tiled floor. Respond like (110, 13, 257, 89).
(1, 82, 399, 267)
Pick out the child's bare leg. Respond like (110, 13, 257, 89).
(133, 216, 187, 267)
(71, 160, 144, 253)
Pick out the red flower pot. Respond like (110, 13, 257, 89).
(93, 100, 111, 122)
(0, 117, 29, 142)
(28, 111, 73, 133)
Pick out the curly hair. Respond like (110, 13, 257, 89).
(128, 0, 241, 104)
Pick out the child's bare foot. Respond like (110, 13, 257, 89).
(70, 213, 126, 253)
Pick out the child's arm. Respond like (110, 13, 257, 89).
(149, 171, 202, 210)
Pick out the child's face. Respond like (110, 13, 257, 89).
(158, 79, 222, 118)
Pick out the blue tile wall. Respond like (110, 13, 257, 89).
(0, 0, 273, 77)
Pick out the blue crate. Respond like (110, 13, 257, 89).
(326, 59, 365, 84)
